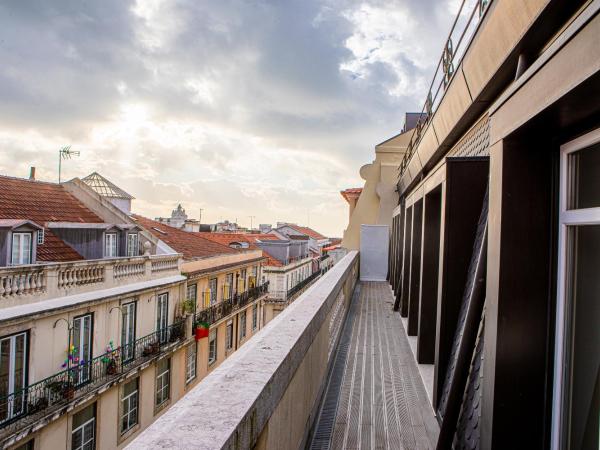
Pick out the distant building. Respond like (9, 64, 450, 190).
(258, 223, 272, 234)
(156, 204, 201, 232)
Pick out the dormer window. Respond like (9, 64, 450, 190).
(127, 233, 139, 257)
(105, 233, 117, 258)
(11, 232, 32, 265)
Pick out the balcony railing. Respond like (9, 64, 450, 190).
(399, 0, 492, 176)
(0, 254, 182, 305)
(194, 282, 269, 326)
(268, 270, 322, 303)
(0, 320, 186, 437)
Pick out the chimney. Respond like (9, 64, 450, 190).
(29, 167, 36, 180)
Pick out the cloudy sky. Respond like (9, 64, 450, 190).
(0, 0, 460, 237)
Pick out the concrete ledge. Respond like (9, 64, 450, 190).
(126, 251, 359, 450)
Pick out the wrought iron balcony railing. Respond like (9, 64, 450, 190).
(399, 0, 492, 176)
(194, 282, 269, 326)
(0, 320, 186, 436)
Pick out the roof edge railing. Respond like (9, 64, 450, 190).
(399, 0, 492, 177)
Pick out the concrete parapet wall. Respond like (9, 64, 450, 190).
(126, 251, 359, 450)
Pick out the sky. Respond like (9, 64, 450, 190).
(0, 0, 461, 237)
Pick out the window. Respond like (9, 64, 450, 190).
(71, 403, 95, 450)
(187, 284, 197, 312)
(37, 229, 44, 245)
(240, 269, 247, 292)
(224, 273, 233, 300)
(0, 332, 27, 423)
(120, 378, 138, 434)
(208, 329, 217, 365)
(121, 302, 136, 362)
(252, 304, 258, 330)
(209, 278, 217, 305)
(11, 233, 31, 265)
(553, 129, 600, 449)
(156, 293, 168, 343)
(239, 311, 247, 340)
(225, 321, 233, 350)
(104, 233, 117, 258)
(126, 233, 138, 257)
(185, 343, 197, 384)
(155, 358, 170, 407)
(72, 314, 92, 385)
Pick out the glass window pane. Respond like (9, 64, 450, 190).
(568, 142, 600, 209)
(565, 225, 600, 449)
(73, 404, 95, 429)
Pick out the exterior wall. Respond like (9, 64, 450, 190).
(0, 278, 187, 449)
(342, 131, 409, 250)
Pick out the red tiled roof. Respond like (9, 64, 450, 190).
(245, 233, 281, 241)
(196, 232, 260, 249)
(262, 250, 283, 267)
(284, 224, 327, 240)
(0, 175, 102, 262)
(340, 187, 363, 203)
(132, 215, 237, 259)
(37, 230, 84, 262)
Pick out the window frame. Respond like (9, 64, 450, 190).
(208, 329, 217, 365)
(71, 403, 96, 450)
(225, 320, 233, 350)
(155, 358, 170, 408)
(120, 378, 139, 435)
(121, 301, 136, 362)
(252, 304, 258, 330)
(72, 313, 93, 386)
(156, 293, 169, 343)
(185, 342, 197, 384)
(551, 127, 600, 449)
(104, 232, 118, 258)
(126, 233, 139, 257)
(11, 232, 32, 265)
(239, 310, 247, 340)
(37, 229, 44, 245)
(0, 331, 28, 424)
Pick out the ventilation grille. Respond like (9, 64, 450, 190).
(449, 115, 490, 158)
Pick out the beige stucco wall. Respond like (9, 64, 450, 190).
(342, 131, 410, 250)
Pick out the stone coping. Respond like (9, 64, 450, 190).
(126, 251, 358, 450)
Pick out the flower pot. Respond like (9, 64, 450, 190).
(195, 326, 209, 340)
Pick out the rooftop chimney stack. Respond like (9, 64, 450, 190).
(29, 166, 36, 180)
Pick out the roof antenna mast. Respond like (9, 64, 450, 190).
(58, 146, 80, 183)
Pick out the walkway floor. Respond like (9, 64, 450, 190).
(310, 281, 439, 450)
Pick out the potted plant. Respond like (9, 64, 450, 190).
(106, 358, 118, 375)
(28, 395, 49, 414)
(194, 322, 209, 341)
(142, 341, 159, 356)
(180, 298, 196, 316)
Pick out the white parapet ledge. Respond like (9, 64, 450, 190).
(0, 274, 186, 322)
(126, 250, 359, 450)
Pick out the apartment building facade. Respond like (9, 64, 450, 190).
(133, 218, 269, 376)
(384, 1, 600, 448)
(0, 175, 188, 450)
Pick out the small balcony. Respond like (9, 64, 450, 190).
(267, 270, 322, 303)
(125, 251, 438, 449)
(0, 254, 181, 308)
(0, 320, 187, 445)
(194, 282, 269, 326)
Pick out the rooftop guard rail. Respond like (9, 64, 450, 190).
(0, 254, 182, 302)
(0, 320, 186, 439)
(126, 251, 359, 450)
(399, 0, 492, 176)
(194, 282, 269, 326)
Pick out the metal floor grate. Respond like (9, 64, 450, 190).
(310, 282, 439, 449)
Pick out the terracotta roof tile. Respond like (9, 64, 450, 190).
(196, 232, 260, 249)
(284, 224, 327, 240)
(132, 215, 237, 259)
(0, 175, 101, 262)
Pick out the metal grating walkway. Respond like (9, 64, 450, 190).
(311, 281, 439, 450)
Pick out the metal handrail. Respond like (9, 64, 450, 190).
(194, 282, 269, 326)
(399, 0, 491, 177)
(0, 320, 186, 434)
